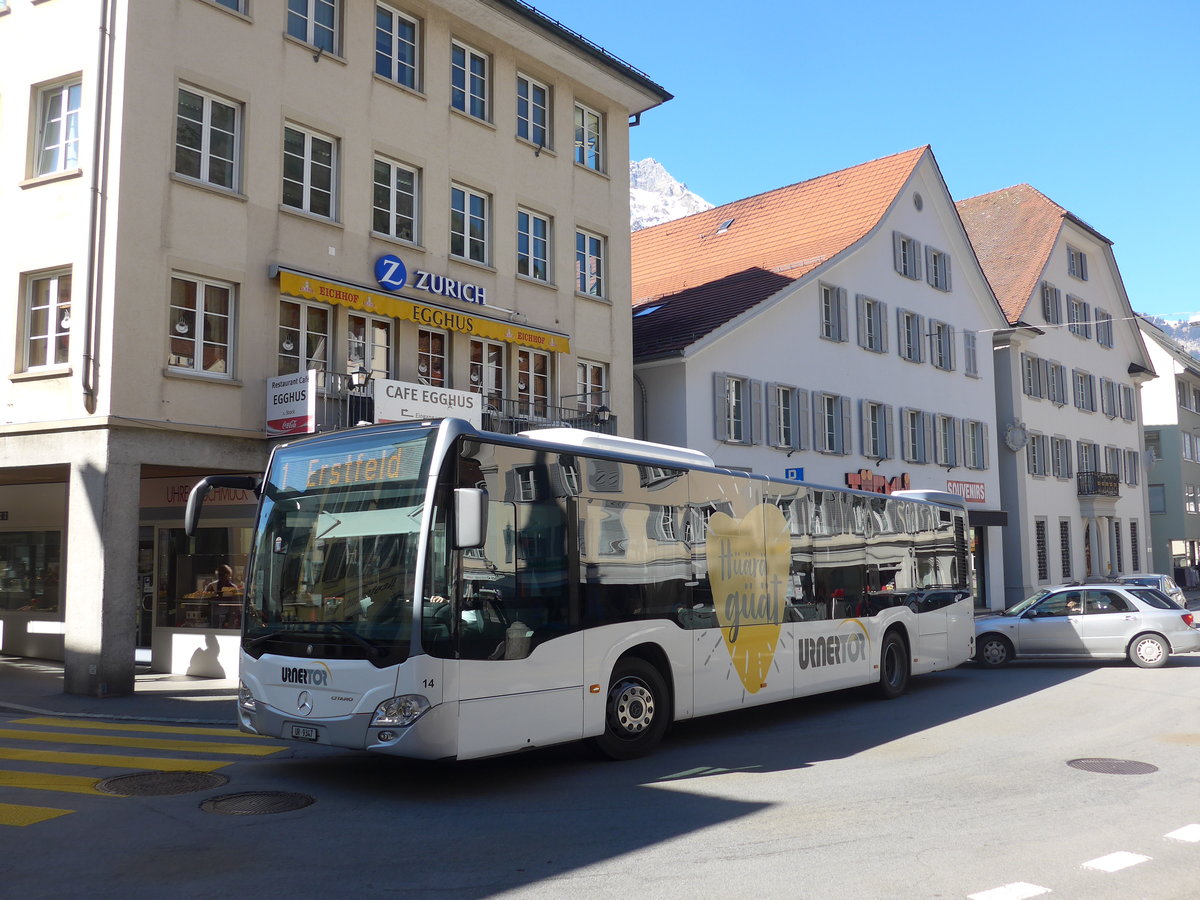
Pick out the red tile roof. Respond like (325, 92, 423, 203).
(631, 147, 928, 358)
(955, 184, 1069, 323)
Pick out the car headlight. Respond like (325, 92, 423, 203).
(371, 694, 431, 727)
(238, 680, 258, 712)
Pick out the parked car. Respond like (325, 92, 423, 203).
(1116, 574, 1186, 608)
(974, 583, 1200, 669)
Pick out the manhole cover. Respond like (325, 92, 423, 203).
(200, 791, 315, 816)
(96, 771, 230, 796)
(1068, 758, 1159, 775)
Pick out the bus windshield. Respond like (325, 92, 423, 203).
(244, 424, 438, 667)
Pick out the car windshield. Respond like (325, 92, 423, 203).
(1001, 589, 1051, 616)
(243, 424, 439, 667)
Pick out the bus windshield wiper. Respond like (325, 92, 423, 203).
(244, 622, 383, 657)
(324, 622, 385, 657)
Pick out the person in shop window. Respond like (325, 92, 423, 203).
(204, 565, 242, 595)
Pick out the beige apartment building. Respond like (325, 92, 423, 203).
(0, 0, 669, 694)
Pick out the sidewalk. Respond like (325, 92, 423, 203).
(0, 656, 238, 725)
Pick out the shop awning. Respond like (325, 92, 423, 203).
(273, 266, 571, 354)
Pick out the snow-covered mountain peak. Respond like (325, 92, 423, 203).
(630, 158, 713, 231)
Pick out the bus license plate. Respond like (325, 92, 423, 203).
(290, 724, 319, 742)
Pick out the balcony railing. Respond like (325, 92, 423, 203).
(482, 396, 617, 435)
(1077, 471, 1120, 497)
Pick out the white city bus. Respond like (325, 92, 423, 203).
(187, 418, 975, 760)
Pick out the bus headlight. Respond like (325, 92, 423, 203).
(238, 680, 258, 712)
(371, 695, 431, 727)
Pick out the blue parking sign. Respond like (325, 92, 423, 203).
(785, 467, 804, 481)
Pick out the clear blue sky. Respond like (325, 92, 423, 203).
(530, 0, 1199, 319)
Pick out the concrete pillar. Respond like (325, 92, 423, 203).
(63, 432, 140, 696)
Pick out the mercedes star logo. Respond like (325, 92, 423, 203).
(297, 691, 312, 714)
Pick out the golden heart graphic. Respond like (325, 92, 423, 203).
(705, 503, 791, 694)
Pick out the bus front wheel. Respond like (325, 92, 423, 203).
(876, 631, 910, 699)
(592, 658, 670, 760)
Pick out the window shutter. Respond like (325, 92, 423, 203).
(893, 231, 903, 274)
(912, 241, 922, 281)
(765, 383, 778, 447)
(856, 295, 868, 349)
(837, 288, 849, 342)
(839, 396, 851, 455)
(796, 389, 810, 450)
(1082, 302, 1092, 338)
(713, 372, 729, 441)
(1077, 440, 1086, 473)
(813, 395, 826, 453)
(750, 379, 764, 444)
(1037, 358, 1050, 399)
(859, 399, 869, 456)
(916, 316, 925, 362)
(878, 301, 889, 353)
(883, 404, 895, 460)
(947, 326, 957, 371)
(922, 411, 934, 464)
(943, 254, 951, 292)
(951, 417, 961, 466)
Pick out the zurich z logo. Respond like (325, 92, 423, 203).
(375, 254, 408, 292)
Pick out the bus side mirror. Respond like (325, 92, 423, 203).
(185, 475, 260, 536)
(454, 488, 487, 549)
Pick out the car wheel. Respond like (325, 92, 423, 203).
(876, 630, 910, 699)
(591, 657, 671, 760)
(975, 634, 1012, 667)
(1128, 633, 1169, 669)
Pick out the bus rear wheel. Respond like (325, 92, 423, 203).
(592, 658, 670, 760)
(876, 631, 909, 699)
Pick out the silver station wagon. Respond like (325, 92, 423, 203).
(974, 583, 1200, 669)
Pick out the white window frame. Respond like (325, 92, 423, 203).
(1096, 309, 1114, 348)
(22, 269, 72, 371)
(861, 399, 893, 461)
(1124, 449, 1140, 486)
(576, 360, 608, 411)
(417, 327, 447, 387)
(935, 414, 958, 467)
(1119, 384, 1136, 421)
(516, 72, 550, 148)
(346, 312, 392, 381)
(450, 40, 489, 120)
(1073, 369, 1096, 411)
(35, 79, 82, 176)
(715, 373, 753, 445)
(893, 232, 921, 280)
(287, 0, 339, 53)
(168, 273, 235, 378)
(1048, 361, 1068, 405)
(1041, 281, 1062, 325)
(282, 123, 337, 218)
(1027, 432, 1049, 476)
(1067, 245, 1088, 281)
(1100, 376, 1117, 418)
(963, 330, 978, 377)
(1067, 295, 1091, 338)
(517, 347, 552, 417)
(175, 85, 240, 190)
(372, 155, 418, 242)
(469, 338, 505, 409)
(450, 183, 489, 264)
(277, 298, 331, 376)
(574, 102, 603, 171)
(1051, 436, 1072, 479)
(899, 309, 924, 362)
(767, 383, 806, 451)
(926, 246, 951, 291)
(517, 208, 551, 282)
(855, 294, 886, 352)
(930, 320, 954, 371)
(965, 420, 988, 470)
(375, 4, 419, 90)
(820, 284, 848, 342)
(901, 407, 930, 463)
(575, 228, 605, 298)
(815, 392, 850, 455)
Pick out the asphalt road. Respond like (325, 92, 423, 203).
(3, 655, 1199, 899)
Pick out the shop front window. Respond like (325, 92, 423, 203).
(0, 532, 61, 612)
(156, 526, 251, 629)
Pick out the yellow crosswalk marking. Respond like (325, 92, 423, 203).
(14, 717, 269, 740)
(0, 769, 121, 796)
(0, 746, 229, 772)
(0, 802, 74, 827)
(0, 728, 281, 756)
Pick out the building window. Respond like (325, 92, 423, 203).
(1105, 446, 1122, 477)
(1124, 449, 1140, 486)
(516, 73, 550, 147)
(576, 360, 607, 411)
(935, 414, 958, 467)
(450, 184, 489, 264)
(516, 348, 551, 416)
(23, 270, 72, 370)
(1027, 432, 1049, 476)
(1185, 432, 1195, 463)
(929, 320, 954, 371)
(1100, 377, 1118, 418)
(375, 4, 418, 89)
(574, 102, 603, 171)
(855, 294, 886, 352)
(517, 209, 550, 282)
(1059, 519, 1072, 581)
(1035, 518, 1049, 582)
(175, 86, 239, 190)
(168, 274, 234, 376)
(1113, 520, 1124, 575)
(1067, 245, 1088, 280)
(282, 124, 336, 218)
(451, 40, 488, 120)
(287, 0, 338, 53)
(926, 247, 951, 291)
(1149, 484, 1165, 515)
(1048, 361, 1068, 405)
(1096, 309, 1114, 348)
(469, 338, 504, 409)
(278, 299, 330, 375)
(768, 384, 804, 450)
(964, 331, 978, 377)
(1188, 485, 1199, 516)
(1177, 379, 1190, 410)
(1067, 295, 1091, 338)
(816, 393, 850, 454)
(1051, 437, 1072, 479)
(965, 420, 987, 470)
(1073, 369, 1096, 411)
(901, 408, 929, 463)
(893, 232, 921, 280)
(1022, 352, 1044, 398)
(1077, 440, 1099, 474)
(899, 309, 924, 362)
(820, 284, 848, 342)
(1129, 521, 1140, 572)
(346, 313, 392, 380)
(1041, 281, 1062, 325)
(35, 80, 82, 175)
(714, 373, 752, 444)
(417, 328, 446, 386)
(372, 156, 418, 241)
(862, 400, 893, 460)
(575, 229, 604, 297)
